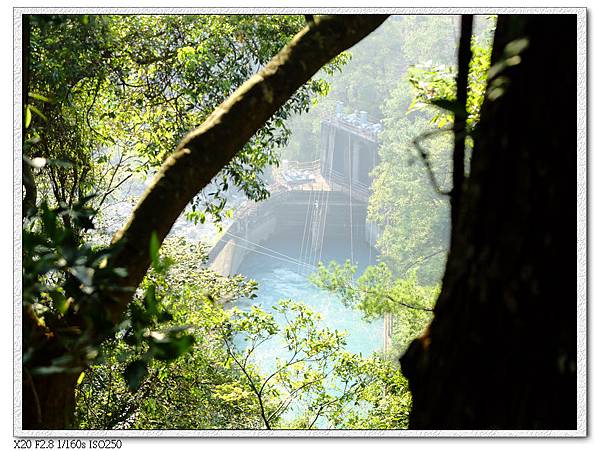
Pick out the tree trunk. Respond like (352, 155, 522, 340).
(22, 372, 79, 430)
(400, 14, 577, 429)
(401, 15, 577, 429)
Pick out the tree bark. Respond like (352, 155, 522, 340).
(22, 14, 388, 430)
(22, 371, 79, 430)
(401, 14, 577, 429)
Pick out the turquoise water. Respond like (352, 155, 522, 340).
(231, 234, 382, 426)
(235, 242, 383, 369)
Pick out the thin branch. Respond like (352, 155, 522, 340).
(222, 336, 271, 429)
(308, 379, 359, 429)
(258, 349, 300, 397)
(400, 249, 447, 275)
(321, 274, 435, 312)
(364, 288, 434, 312)
(266, 368, 335, 423)
(412, 129, 455, 196)
(85, 77, 114, 143)
(95, 172, 133, 212)
(308, 405, 324, 429)
(451, 15, 474, 224)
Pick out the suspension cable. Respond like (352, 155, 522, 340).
(224, 231, 309, 268)
(317, 128, 336, 267)
(226, 240, 317, 272)
(298, 187, 315, 274)
(368, 145, 375, 266)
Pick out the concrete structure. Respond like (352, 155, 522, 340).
(320, 105, 382, 251)
(320, 111, 381, 205)
(208, 190, 368, 275)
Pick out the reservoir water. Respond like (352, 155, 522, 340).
(235, 234, 383, 369)
(232, 234, 382, 426)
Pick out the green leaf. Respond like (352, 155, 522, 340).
(144, 285, 158, 316)
(24, 105, 32, 128)
(28, 104, 48, 122)
(151, 334, 195, 361)
(49, 290, 69, 315)
(28, 92, 52, 103)
(113, 267, 128, 278)
(30, 365, 67, 375)
(504, 38, 529, 57)
(149, 231, 160, 270)
(124, 359, 148, 392)
(69, 265, 94, 286)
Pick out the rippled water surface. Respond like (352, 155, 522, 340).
(236, 251, 383, 368)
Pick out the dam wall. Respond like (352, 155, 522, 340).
(207, 112, 394, 353)
(208, 205, 277, 276)
(208, 189, 369, 276)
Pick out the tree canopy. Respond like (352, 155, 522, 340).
(25, 15, 347, 224)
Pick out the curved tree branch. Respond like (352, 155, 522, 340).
(106, 15, 388, 321)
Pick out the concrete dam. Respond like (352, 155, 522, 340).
(208, 189, 373, 276)
(208, 106, 395, 354)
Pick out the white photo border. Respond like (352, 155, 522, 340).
(13, 6, 588, 438)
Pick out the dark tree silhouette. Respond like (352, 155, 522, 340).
(401, 14, 577, 429)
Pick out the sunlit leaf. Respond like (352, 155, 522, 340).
(24, 106, 31, 128)
(149, 231, 160, 270)
(28, 104, 48, 122)
(28, 92, 52, 103)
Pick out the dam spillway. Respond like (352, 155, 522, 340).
(208, 189, 377, 276)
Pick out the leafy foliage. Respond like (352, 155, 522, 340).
(22, 199, 124, 376)
(307, 16, 494, 355)
(370, 103, 452, 285)
(26, 15, 348, 226)
(23, 14, 357, 429)
(311, 261, 436, 352)
(370, 19, 494, 282)
(22, 200, 197, 392)
(407, 34, 494, 133)
(75, 240, 412, 430)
